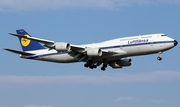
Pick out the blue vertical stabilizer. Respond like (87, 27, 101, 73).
(16, 29, 45, 51)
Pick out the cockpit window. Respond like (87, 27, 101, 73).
(161, 35, 167, 36)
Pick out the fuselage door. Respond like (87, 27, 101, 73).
(150, 39, 154, 46)
(120, 40, 123, 50)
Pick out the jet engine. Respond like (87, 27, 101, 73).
(110, 58, 132, 68)
(54, 42, 71, 51)
(86, 48, 102, 57)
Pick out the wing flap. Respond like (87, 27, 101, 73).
(4, 48, 36, 56)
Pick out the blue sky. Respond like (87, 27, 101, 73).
(0, 0, 180, 107)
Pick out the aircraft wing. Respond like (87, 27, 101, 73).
(4, 48, 35, 56)
(9, 33, 85, 51)
(9, 33, 126, 59)
(9, 33, 54, 44)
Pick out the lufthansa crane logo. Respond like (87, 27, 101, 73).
(21, 34, 31, 47)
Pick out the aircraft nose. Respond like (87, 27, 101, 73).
(174, 40, 178, 46)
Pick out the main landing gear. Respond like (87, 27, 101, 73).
(84, 60, 108, 71)
(101, 64, 107, 71)
(157, 52, 162, 61)
(84, 60, 97, 69)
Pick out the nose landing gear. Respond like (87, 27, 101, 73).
(157, 52, 162, 61)
(157, 57, 162, 61)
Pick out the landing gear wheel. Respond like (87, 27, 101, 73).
(93, 65, 97, 68)
(84, 64, 89, 68)
(84, 60, 93, 68)
(89, 66, 94, 69)
(103, 64, 107, 68)
(157, 57, 162, 61)
(101, 67, 106, 71)
(101, 63, 107, 71)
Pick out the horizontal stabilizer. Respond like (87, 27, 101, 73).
(3, 48, 35, 56)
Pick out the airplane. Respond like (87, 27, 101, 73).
(4, 29, 178, 71)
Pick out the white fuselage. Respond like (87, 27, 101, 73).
(22, 34, 176, 63)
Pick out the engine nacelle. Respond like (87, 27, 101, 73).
(110, 58, 132, 68)
(86, 48, 102, 57)
(54, 42, 71, 51)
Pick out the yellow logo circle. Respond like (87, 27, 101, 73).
(21, 34, 31, 47)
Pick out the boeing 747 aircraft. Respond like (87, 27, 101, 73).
(4, 29, 178, 71)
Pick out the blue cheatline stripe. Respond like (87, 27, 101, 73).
(27, 51, 68, 59)
(26, 40, 174, 59)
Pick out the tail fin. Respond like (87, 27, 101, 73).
(16, 29, 45, 51)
